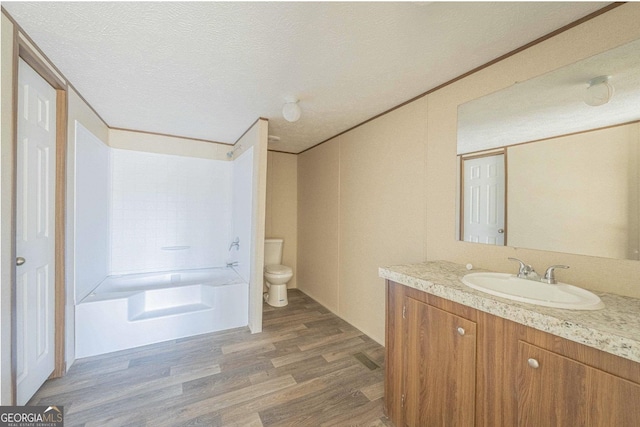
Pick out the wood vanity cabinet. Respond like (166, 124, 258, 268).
(385, 280, 640, 427)
(386, 280, 478, 426)
(403, 297, 477, 426)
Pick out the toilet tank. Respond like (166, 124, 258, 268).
(264, 238, 284, 266)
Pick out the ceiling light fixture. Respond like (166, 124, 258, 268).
(268, 135, 281, 143)
(584, 75, 614, 107)
(282, 98, 301, 122)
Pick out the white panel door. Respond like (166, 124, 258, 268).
(16, 59, 57, 405)
(463, 154, 505, 245)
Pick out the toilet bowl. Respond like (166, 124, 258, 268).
(264, 238, 292, 307)
(264, 264, 292, 307)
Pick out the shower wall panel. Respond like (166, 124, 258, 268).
(231, 146, 254, 282)
(110, 149, 233, 274)
(74, 123, 111, 301)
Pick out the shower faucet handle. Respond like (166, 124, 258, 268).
(229, 237, 240, 251)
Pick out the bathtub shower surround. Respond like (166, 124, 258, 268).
(71, 125, 267, 357)
(110, 148, 233, 274)
(75, 267, 247, 357)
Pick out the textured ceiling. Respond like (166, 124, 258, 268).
(458, 39, 640, 154)
(3, 2, 610, 153)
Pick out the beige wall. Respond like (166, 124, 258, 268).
(298, 99, 428, 344)
(1, 11, 15, 405)
(266, 152, 298, 288)
(508, 123, 639, 260)
(298, 141, 340, 313)
(298, 3, 640, 344)
(338, 99, 428, 343)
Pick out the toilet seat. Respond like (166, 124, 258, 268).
(265, 264, 292, 275)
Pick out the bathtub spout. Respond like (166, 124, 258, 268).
(226, 261, 238, 268)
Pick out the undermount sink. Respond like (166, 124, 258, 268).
(461, 272, 604, 310)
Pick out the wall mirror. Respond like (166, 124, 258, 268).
(457, 38, 640, 260)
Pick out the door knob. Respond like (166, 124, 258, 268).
(16, 257, 26, 266)
(498, 229, 504, 234)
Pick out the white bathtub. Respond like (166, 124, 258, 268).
(75, 267, 248, 358)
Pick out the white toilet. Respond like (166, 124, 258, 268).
(264, 238, 292, 307)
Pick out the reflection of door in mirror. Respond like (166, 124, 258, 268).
(461, 152, 506, 245)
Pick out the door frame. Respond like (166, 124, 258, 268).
(11, 30, 67, 404)
(459, 149, 508, 245)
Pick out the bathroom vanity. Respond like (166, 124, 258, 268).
(380, 261, 640, 427)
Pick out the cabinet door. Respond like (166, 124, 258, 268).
(518, 341, 640, 426)
(403, 296, 477, 426)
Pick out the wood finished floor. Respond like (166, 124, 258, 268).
(30, 290, 390, 426)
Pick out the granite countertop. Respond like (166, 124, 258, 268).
(379, 260, 640, 363)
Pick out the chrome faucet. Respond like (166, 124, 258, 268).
(508, 257, 540, 281)
(509, 258, 570, 284)
(542, 265, 569, 284)
(228, 237, 240, 251)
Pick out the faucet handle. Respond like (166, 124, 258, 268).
(543, 265, 569, 284)
(508, 257, 532, 278)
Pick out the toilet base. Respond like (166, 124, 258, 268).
(264, 284, 288, 307)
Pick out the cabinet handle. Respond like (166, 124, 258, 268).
(527, 358, 540, 369)
(457, 327, 465, 336)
